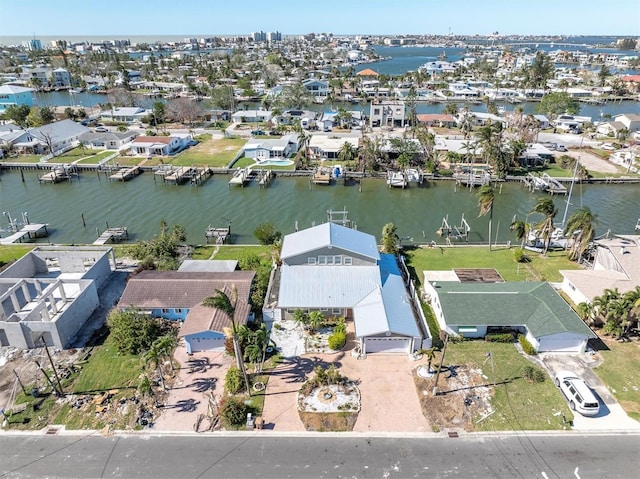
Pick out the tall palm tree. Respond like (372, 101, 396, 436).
(563, 206, 598, 261)
(338, 141, 357, 168)
(477, 185, 495, 251)
(509, 218, 528, 248)
(531, 197, 557, 255)
(203, 287, 251, 395)
(144, 343, 166, 391)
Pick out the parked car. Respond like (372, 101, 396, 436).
(601, 143, 615, 151)
(251, 130, 266, 136)
(555, 144, 567, 152)
(95, 126, 109, 133)
(555, 371, 600, 416)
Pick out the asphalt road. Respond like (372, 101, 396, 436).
(0, 432, 638, 478)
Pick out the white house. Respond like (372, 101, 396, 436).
(309, 136, 359, 160)
(243, 134, 298, 160)
(79, 130, 138, 150)
(101, 107, 149, 124)
(231, 109, 273, 124)
(129, 135, 189, 156)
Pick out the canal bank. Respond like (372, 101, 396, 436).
(0, 168, 638, 246)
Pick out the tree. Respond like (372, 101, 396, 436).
(211, 85, 236, 110)
(166, 98, 205, 126)
(509, 218, 528, 248)
(535, 92, 580, 120)
(476, 185, 495, 251)
(254, 222, 282, 245)
(107, 309, 163, 355)
(338, 141, 357, 168)
(273, 81, 314, 109)
(4, 104, 31, 127)
(563, 206, 597, 261)
(381, 222, 399, 254)
(522, 52, 555, 89)
(598, 64, 612, 87)
(530, 197, 557, 255)
(203, 288, 250, 395)
(152, 101, 165, 132)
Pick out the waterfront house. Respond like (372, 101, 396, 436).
(596, 121, 627, 138)
(79, 130, 138, 150)
(51, 68, 71, 88)
(416, 114, 457, 128)
(308, 136, 359, 160)
(117, 270, 255, 353)
(0, 84, 34, 113)
(424, 277, 596, 353)
(614, 113, 640, 133)
(100, 106, 149, 124)
(369, 99, 406, 128)
(263, 222, 429, 355)
(0, 247, 116, 350)
(129, 134, 188, 157)
(0, 124, 26, 153)
(242, 134, 298, 161)
(302, 78, 329, 100)
(560, 235, 640, 306)
(12, 119, 89, 155)
(231, 109, 273, 124)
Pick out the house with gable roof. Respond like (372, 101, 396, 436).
(242, 134, 298, 161)
(264, 222, 429, 355)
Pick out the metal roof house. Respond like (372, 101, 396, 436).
(424, 280, 596, 353)
(265, 222, 429, 355)
(117, 269, 255, 353)
(0, 246, 116, 349)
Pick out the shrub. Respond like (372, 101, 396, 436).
(513, 248, 530, 263)
(254, 222, 282, 245)
(485, 333, 514, 343)
(518, 334, 536, 355)
(602, 320, 621, 337)
(327, 331, 346, 350)
(107, 309, 163, 355)
(523, 365, 547, 383)
(437, 169, 453, 177)
(225, 366, 244, 394)
(220, 397, 251, 427)
(333, 318, 347, 335)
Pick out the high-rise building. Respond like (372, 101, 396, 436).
(267, 31, 282, 42)
(23, 39, 42, 51)
(251, 31, 266, 42)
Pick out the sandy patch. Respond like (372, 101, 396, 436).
(563, 150, 622, 174)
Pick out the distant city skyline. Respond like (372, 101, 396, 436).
(1, 0, 639, 38)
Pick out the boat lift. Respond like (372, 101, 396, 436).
(437, 214, 471, 244)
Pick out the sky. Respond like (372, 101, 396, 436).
(1, 0, 639, 38)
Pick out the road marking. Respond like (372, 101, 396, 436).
(574, 467, 581, 479)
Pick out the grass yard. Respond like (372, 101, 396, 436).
(404, 245, 579, 285)
(6, 334, 145, 430)
(208, 245, 272, 262)
(76, 150, 117, 164)
(0, 245, 34, 266)
(444, 341, 573, 431)
(172, 137, 245, 167)
(2, 154, 41, 163)
(593, 339, 640, 421)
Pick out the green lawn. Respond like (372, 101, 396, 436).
(444, 341, 573, 431)
(2, 155, 41, 163)
(211, 245, 272, 262)
(0, 245, 34, 265)
(404, 246, 579, 285)
(592, 339, 640, 421)
(76, 150, 117, 164)
(171, 137, 246, 167)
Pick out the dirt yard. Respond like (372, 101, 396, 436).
(414, 364, 493, 432)
(564, 150, 622, 174)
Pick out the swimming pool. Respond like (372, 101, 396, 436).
(255, 159, 294, 167)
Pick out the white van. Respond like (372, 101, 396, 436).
(555, 371, 600, 416)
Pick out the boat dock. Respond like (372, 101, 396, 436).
(0, 223, 49, 245)
(387, 170, 408, 188)
(311, 167, 332, 185)
(258, 169, 274, 187)
(454, 167, 492, 187)
(190, 167, 212, 186)
(541, 173, 568, 195)
(39, 165, 77, 183)
(109, 166, 142, 182)
(93, 227, 128, 245)
(164, 166, 196, 185)
(229, 167, 252, 186)
(205, 225, 231, 244)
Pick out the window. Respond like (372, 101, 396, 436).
(161, 308, 169, 314)
(343, 257, 352, 265)
(307, 257, 317, 265)
(318, 256, 327, 265)
(332, 308, 341, 315)
(176, 308, 183, 314)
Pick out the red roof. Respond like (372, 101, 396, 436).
(417, 114, 456, 122)
(356, 68, 379, 77)
(621, 75, 640, 83)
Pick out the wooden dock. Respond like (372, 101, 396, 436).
(39, 165, 77, 183)
(229, 167, 251, 186)
(541, 173, 568, 195)
(190, 167, 212, 186)
(109, 166, 142, 182)
(311, 167, 332, 185)
(0, 224, 49, 245)
(258, 169, 274, 187)
(93, 227, 128, 245)
(205, 225, 231, 244)
(164, 166, 195, 185)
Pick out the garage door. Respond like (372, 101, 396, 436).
(364, 337, 411, 354)
(188, 336, 225, 353)
(537, 337, 585, 353)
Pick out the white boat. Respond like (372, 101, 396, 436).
(68, 88, 84, 94)
(387, 170, 407, 188)
(405, 168, 423, 184)
(635, 219, 640, 231)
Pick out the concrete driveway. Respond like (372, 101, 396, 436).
(540, 352, 640, 431)
(153, 346, 232, 432)
(262, 348, 430, 433)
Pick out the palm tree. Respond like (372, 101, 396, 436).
(203, 288, 251, 395)
(531, 197, 557, 255)
(509, 218, 528, 248)
(338, 141, 357, 169)
(563, 206, 598, 261)
(381, 222, 399, 254)
(476, 185, 495, 251)
(144, 343, 166, 391)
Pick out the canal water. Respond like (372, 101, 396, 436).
(0, 170, 638, 245)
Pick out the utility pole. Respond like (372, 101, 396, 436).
(35, 361, 60, 397)
(41, 338, 64, 396)
(13, 369, 27, 395)
(432, 331, 450, 396)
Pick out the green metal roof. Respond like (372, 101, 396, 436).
(435, 282, 595, 338)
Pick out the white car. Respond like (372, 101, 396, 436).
(555, 371, 600, 416)
(601, 143, 615, 151)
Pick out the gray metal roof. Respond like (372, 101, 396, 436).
(277, 265, 381, 308)
(29, 119, 89, 144)
(280, 223, 380, 262)
(178, 260, 238, 272)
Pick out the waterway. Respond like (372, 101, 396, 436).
(0, 170, 638, 246)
